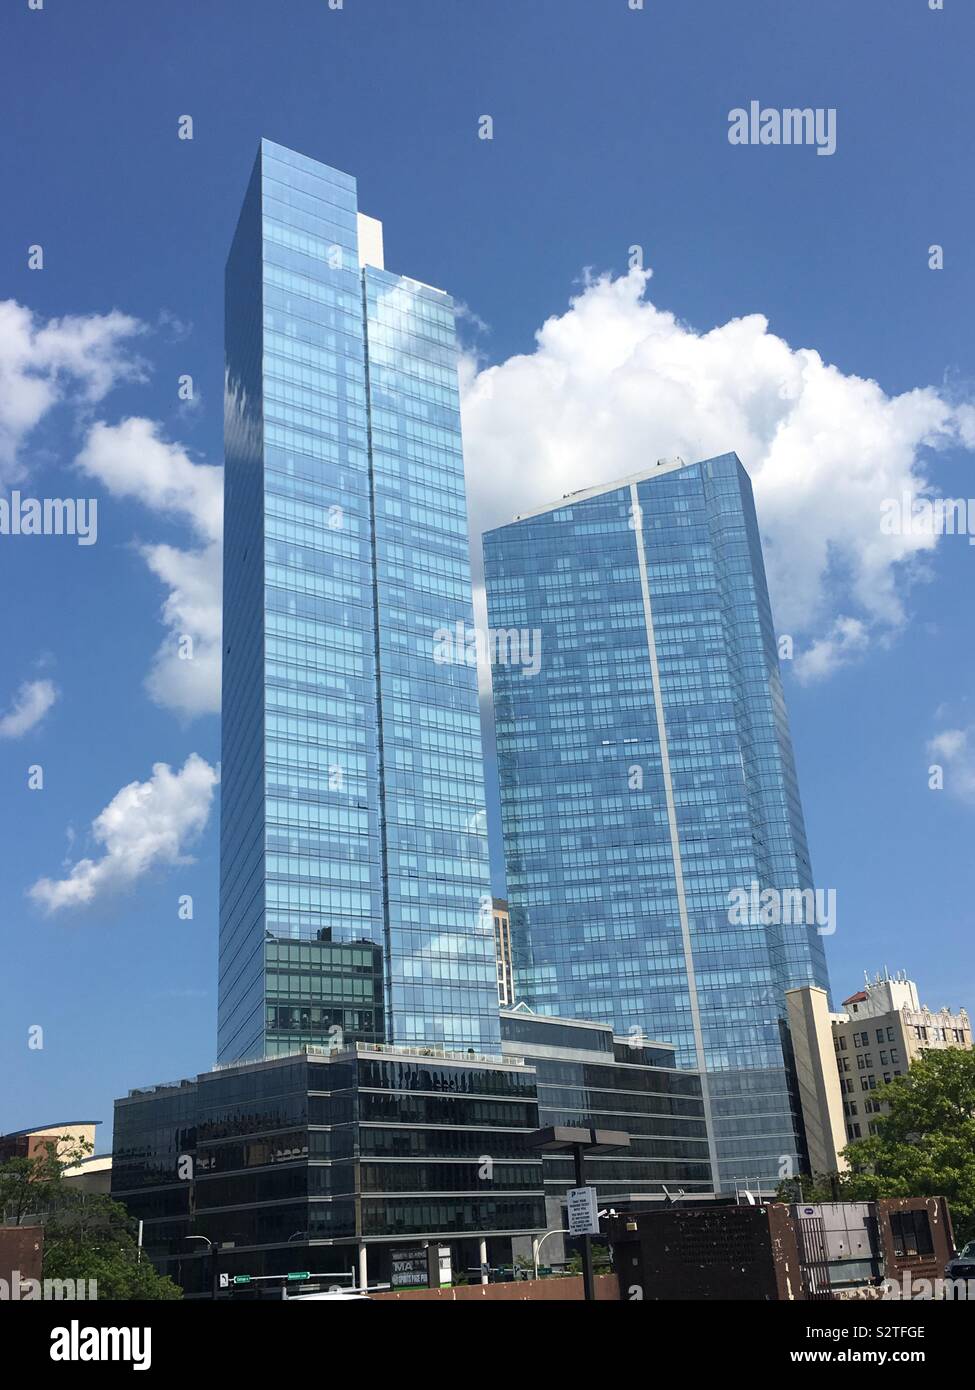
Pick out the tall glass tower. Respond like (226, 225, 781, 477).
(483, 454, 831, 1189)
(220, 140, 498, 1064)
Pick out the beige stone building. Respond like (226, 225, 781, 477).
(786, 970, 971, 1175)
(493, 897, 514, 1006)
(0, 1120, 112, 1195)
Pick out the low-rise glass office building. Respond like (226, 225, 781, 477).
(113, 1020, 714, 1294)
(113, 1046, 545, 1295)
(500, 1007, 712, 1260)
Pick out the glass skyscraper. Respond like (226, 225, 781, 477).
(483, 454, 831, 1189)
(220, 140, 498, 1064)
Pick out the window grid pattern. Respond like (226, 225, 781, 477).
(484, 454, 830, 1188)
(219, 142, 497, 1063)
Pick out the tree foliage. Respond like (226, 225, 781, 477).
(0, 1134, 181, 1300)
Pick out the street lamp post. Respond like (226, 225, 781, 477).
(185, 1234, 216, 1299)
(527, 1126, 631, 1302)
(532, 1227, 570, 1280)
(572, 1141, 596, 1301)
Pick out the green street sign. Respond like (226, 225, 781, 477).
(232, 1275, 252, 1285)
(287, 1271, 310, 1282)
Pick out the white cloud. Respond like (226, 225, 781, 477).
(75, 417, 223, 718)
(0, 679, 58, 738)
(792, 617, 870, 683)
(29, 753, 219, 914)
(0, 300, 146, 482)
(460, 268, 974, 679)
(140, 541, 222, 715)
(454, 300, 490, 337)
(49, 268, 973, 731)
(75, 417, 221, 540)
(928, 726, 975, 804)
(157, 308, 193, 343)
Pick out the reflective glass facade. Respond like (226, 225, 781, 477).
(484, 455, 831, 1189)
(220, 141, 497, 1063)
(499, 1011, 713, 1205)
(112, 1049, 545, 1296)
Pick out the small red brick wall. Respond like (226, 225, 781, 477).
(371, 1273, 619, 1302)
(0, 1226, 44, 1286)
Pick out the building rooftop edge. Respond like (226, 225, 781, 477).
(259, 137, 356, 190)
(499, 1005, 675, 1051)
(120, 1016, 690, 1100)
(1, 1120, 102, 1140)
(121, 1042, 534, 1098)
(487, 452, 742, 530)
(257, 140, 447, 295)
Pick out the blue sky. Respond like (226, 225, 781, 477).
(1, 0, 972, 1146)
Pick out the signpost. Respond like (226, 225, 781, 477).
(567, 1186, 600, 1237)
(529, 1126, 631, 1302)
(390, 1246, 428, 1289)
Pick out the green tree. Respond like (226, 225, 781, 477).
(777, 1048, 975, 1243)
(566, 1242, 612, 1276)
(0, 1133, 87, 1226)
(42, 1193, 182, 1300)
(0, 1133, 181, 1300)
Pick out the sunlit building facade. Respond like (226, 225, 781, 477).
(220, 141, 497, 1063)
(493, 898, 514, 1006)
(483, 454, 831, 1189)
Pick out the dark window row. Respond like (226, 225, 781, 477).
(195, 1092, 355, 1140)
(613, 1043, 676, 1068)
(358, 1092, 538, 1130)
(203, 1201, 353, 1245)
(357, 1058, 536, 1099)
(357, 1126, 536, 1161)
(360, 1196, 545, 1236)
(267, 1005, 381, 1035)
(543, 1156, 713, 1185)
(197, 1130, 309, 1171)
(501, 1017, 615, 1054)
(532, 1058, 702, 1099)
(536, 1083, 702, 1117)
(359, 1161, 543, 1194)
(539, 1108, 709, 1140)
(108, 1186, 192, 1221)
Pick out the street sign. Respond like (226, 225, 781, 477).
(218, 1273, 230, 1289)
(287, 1271, 310, 1282)
(391, 1246, 428, 1288)
(232, 1275, 252, 1285)
(567, 1185, 600, 1237)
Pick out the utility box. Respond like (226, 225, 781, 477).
(791, 1203, 879, 1288)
